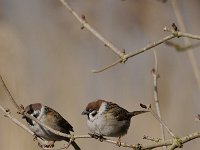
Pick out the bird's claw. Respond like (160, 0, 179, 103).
(116, 136, 122, 147)
(33, 135, 38, 141)
(88, 133, 105, 142)
(37, 141, 54, 148)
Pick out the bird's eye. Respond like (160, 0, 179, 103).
(27, 110, 33, 114)
(33, 114, 38, 118)
(91, 110, 97, 117)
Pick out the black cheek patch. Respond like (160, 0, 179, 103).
(26, 117, 34, 126)
(91, 111, 97, 117)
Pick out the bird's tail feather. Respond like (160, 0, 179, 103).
(65, 138, 81, 150)
(71, 141, 81, 150)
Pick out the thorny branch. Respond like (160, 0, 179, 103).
(59, 0, 200, 73)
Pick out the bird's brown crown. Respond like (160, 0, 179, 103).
(85, 99, 106, 111)
(25, 103, 42, 114)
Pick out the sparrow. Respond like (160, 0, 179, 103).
(82, 99, 148, 142)
(22, 103, 81, 150)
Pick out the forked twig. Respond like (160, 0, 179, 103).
(59, 0, 200, 73)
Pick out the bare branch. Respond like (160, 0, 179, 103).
(92, 59, 122, 73)
(0, 104, 46, 146)
(59, 0, 200, 73)
(149, 107, 176, 138)
(93, 34, 176, 73)
(143, 135, 161, 143)
(164, 27, 200, 40)
(151, 51, 166, 150)
(125, 34, 175, 60)
(0, 75, 21, 111)
(165, 41, 200, 52)
(170, 0, 200, 89)
(59, 0, 124, 58)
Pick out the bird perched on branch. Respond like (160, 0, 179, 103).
(22, 103, 80, 150)
(82, 99, 148, 144)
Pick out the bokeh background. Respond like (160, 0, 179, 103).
(0, 0, 200, 150)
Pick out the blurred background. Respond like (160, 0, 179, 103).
(0, 0, 200, 150)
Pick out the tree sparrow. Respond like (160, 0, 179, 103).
(82, 99, 148, 141)
(22, 103, 80, 150)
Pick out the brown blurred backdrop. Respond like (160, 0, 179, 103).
(0, 0, 200, 150)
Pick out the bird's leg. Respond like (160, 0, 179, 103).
(38, 142, 44, 148)
(33, 134, 38, 141)
(32, 135, 46, 148)
(45, 141, 55, 148)
(38, 141, 55, 148)
(88, 133, 106, 142)
(88, 133, 99, 139)
(116, 136, 122, 147)
(98, 135, 105, 142)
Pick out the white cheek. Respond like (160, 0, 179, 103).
(37, 106, 45, 120)
(87, 102, 107, 135)
(98, 102, 107, 115)
(28, 106, 47, 137)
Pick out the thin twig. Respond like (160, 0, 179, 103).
(0, 104, 45, 145)
(59, 0, 124, 58)
(143, 135, 161, 143)
(171, 0, 200, 89)
(165, 41, 200, 52)
(0, 74, 72, 139)
(0, 75, 21, 111)
(149, 107, 176, 138)
(43, 147, 67, 150)
(59, 0, 200, 73)
(93, 34, 176, 73)
(93, 28, 200, 73)
(151, 51, 166, 150)
(125, 34, 175, 60)
(92, 59, 122, 73)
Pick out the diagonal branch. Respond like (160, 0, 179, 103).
(58, 0, 200, 73)
(92, 27, 200, 73)
(93, 34, 176, 73)
(59, 0, 124, 58)
(149, 107, 176, 138)
(0, 75, 21, 111)
(0, 104, 46, 146)
(0, 74, 72, 139)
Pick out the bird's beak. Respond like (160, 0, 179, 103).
(81, 110, 89, 115)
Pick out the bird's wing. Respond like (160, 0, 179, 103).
(106, 102, 130, 121)
(45, 106, 74, 133)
